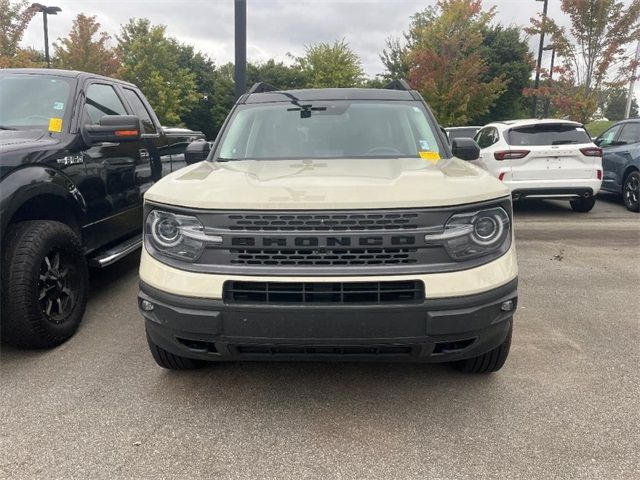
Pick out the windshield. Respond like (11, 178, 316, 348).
(216, 100, 445, 160)
(0, 74, 73, 131)
(507, 124, 591, 146)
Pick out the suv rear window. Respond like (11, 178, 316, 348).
(507, 124, 591, 146)
(216, 100, 445, 160)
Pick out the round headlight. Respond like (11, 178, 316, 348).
(152, 215, 182, 247)
(472, 213, 504, 246)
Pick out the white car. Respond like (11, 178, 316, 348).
(473, 119, 603, 212)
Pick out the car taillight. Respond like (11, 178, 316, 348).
(597, 169, 602, 180)
(580, 147, 603, 157)
(494, 150, 530, 160)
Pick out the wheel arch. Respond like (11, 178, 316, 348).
(622, 164, 639, 187)
(1, 166, 87, 239)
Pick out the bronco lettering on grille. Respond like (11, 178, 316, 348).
(230, 235, 417, 248)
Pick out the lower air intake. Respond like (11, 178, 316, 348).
(223, 280, 425, 305)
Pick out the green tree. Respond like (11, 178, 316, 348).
(248, 59, 307, 89)
(0, 0, 40, 67)
(54, 13, 120, 76)
(210, 62, 236, 137)
(380, 37, 409, 81)
(406, 0, 507, 126)
(603, 87, 638, 120)
(295, 39, 365, 88)
(117, 18, 197, 126)
(472, 25, 533, 124)
(176, 44, 217, 139)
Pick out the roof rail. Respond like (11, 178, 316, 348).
(247, 82, 279, 94)
(384, 79, 412, 91)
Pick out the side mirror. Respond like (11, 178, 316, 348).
(185, 140, 211, 165)
(594, 138, 602, 147)
(451, 137, 480, 161)
(82, 115, 142, 146)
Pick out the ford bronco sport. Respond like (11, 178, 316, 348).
(138, 80, 518, 373)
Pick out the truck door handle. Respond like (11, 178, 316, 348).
(139, 149, 150, 160)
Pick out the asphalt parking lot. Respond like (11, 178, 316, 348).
(1, 194, 638, 480)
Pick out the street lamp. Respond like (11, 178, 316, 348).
(234, 0, 247, 99)
(531, 0, 549, 118)
(542, 44, 556, 118)
(31, 3, 61, 68)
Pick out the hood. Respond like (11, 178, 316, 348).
(146, 157, 509, 210)
(0, 129, 62, 156)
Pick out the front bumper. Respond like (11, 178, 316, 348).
(139, 278, 517, 363)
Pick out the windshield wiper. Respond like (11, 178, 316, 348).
(552, 140, 579, 145)
(0, 125, 18, 130)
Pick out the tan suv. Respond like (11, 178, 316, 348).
(138, 81, 518, 373)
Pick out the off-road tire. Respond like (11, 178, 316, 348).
(570, 196, 596, 213)
(622, 171, 640, 212)
(146, 332, 205, 370)
(453, 323, 512, 374)
(1, 221, 88, 348)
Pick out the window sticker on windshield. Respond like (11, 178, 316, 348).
(419, 140, 430, 150)
(419, 151, 440, 162)
(48, 117, 63, 133)
(53, 102, 64, 110)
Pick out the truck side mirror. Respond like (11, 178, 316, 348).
(451, 137, 480, 161)
(185, 140, 211, 165)
(82, 115, 142, 146)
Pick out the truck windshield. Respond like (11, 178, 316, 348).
(216, 100, 445, 161)
(0, 74, 72, 131)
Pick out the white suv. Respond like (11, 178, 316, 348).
(473, 119, 603, 212)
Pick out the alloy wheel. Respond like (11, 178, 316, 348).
(38, 250, 77, 324)
(624, 173, 639, 211)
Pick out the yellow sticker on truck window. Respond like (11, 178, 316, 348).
(48, 117, 63, 133)
(419, 151, 440, 163)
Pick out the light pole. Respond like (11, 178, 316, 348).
(531, 0, 549, 118)
(31, 3, 61, 68)
(624, 40, 640, 119)
(234, 0, 247, 99)
(543, 44, 555, 118)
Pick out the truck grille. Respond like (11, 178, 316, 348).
(227, 212, 420, 231)
(223, 280, 425, 305)
(229, 248, 419, 266)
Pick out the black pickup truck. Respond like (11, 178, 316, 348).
(0, 68, 205, 348)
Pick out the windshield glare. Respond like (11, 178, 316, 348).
(0, 75, 72, 130)
(217, 101, 443, 160)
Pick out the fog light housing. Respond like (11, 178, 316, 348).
(500, 300, 514, 312)
(140, 300, 154, 312)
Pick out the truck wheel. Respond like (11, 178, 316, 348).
(146, 332, 204, 370)
(622, 171, 639, 212)
(570, 196, 596, 212)
(1, 221, 88, 348)
(453, 323, 512, 374)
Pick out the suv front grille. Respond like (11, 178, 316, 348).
(229, 248, 419, 266)
(223, 280, 425, 305)
(227, 212, 420, 231)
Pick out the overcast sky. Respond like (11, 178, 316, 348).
(21, 0, 638, 97)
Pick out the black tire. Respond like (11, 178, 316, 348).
(1, 221, 88, 348)
(453, 323, 512, 374)
(146, 332, 204, 370)
(622, 171, 640, 212)
(570, 196, 596, 212)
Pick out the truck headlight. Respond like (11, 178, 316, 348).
(145, 210, 220, 262)
(424, 207, 510, 261)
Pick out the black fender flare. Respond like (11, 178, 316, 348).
(0, 165, 88, 234)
